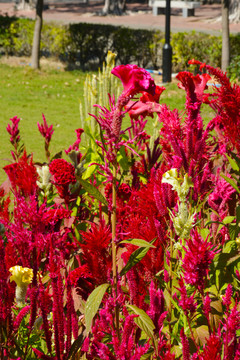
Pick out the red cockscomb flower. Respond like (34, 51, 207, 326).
(111, 64, 156, 98)
(49, 159, 76, 201)
(182, 230, 216, 293)
(3, 151, 38, 197)
(49, 159, 76, 186)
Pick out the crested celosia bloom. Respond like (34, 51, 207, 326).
(111, 64, 156, 98)
(176, 71, 211, 105)
(49, 158, 76, 200)
(49, 159, 76, 186)
(9, 265, 33, 287)
(9, 265, 33, 305)
(127, 85, 165, 120)
(182, 230, 216, 293)
(92, 65, 157, 165)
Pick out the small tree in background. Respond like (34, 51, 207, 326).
(31, 0, 43, 69)
(221, 0, 230, 71)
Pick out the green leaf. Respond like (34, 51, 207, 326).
(195, 325, 209, 346)
(82, 164, 97, 180)
(120, 238, 156, 276)
(226, 154, 240, 171)
(120, 238, 156, 248)
(78, 178, 108, 206)
(85, 283, 110, 334)
(236, 206, 240, 227)
(199, 228, 210, 240)
(118, 146, 130, 171)
(67, 333, 84, 359)
(223, 216, 235, 225)
(220, 174, 240, 194)
(214, 252, 233, 269)
(127, 305, 155, 342)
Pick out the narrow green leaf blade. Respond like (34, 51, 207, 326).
(127, 305, 155, 342)
(220, 174, 240, 194)
(79, 178, 108, 206)
(120, 238, 156, 248)
(85, 283, 110, 334)
(226, 154, 240, 171)
(67, 334, 84, 359)
(120, 239, 156, 276)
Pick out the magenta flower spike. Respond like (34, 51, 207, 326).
(6, 116, 20, 145)
(111, 64, 156, 98)
(65, 128, 84, 154)
(37, 114, 54, 144)
(38, 114, 54, 161)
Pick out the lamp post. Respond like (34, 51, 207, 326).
(162, 0, 172, 82)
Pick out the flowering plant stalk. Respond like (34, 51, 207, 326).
(1, 60, 240, 359)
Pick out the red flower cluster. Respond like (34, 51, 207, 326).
(182, 230, 217, 293)
(3, 151, 38, 197)
(43, 206, 72, 225)
(49, 159, 76, 186)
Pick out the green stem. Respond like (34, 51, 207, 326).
(112, 162, 119, 337)
(168, 235, 173, 339)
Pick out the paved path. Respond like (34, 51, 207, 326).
(0, 1, 240, 35)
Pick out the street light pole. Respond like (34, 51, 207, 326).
(162, 0, 172, 82)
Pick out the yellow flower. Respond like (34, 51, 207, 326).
(9, 266, 33, 287)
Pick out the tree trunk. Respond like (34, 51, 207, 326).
(229, 0, 240, 22)
(221, 0, 230, 71)
(31, 0, 43, 69)
(102, 0, 124, 15)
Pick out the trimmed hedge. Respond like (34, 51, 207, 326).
(0, 15, 240, 72)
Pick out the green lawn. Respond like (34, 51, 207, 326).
(0, 60, 214, 184)
(0, 62, 86, 182)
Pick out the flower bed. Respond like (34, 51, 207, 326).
(0, 59, 240, 359)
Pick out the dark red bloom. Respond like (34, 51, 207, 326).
(80, 221, 112, 285)
(49, 159, 76, 186)
(182, 230, 216, 293)
(49, 159, 76, 200)
(42, 206, 72, 225)
(3, 152, 38, 197)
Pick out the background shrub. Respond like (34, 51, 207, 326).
(171, 31, 222, 72)
(0, 15, 239, 74)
